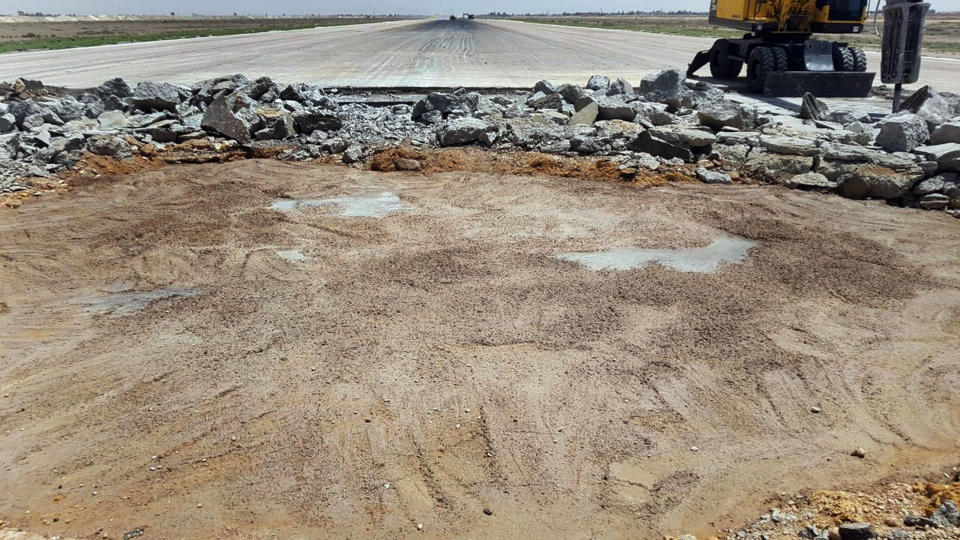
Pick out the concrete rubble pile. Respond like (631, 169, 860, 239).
(2, 71, 959, 218)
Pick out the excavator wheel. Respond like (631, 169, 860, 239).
(833, 46, 855, 71)
(709, 39, 743, 79)
(771, 46, 789, 72)
(747, 47, 776, 92)
(850, 47, 868, 72)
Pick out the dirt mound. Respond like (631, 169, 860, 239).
(369, 144, 674, 185)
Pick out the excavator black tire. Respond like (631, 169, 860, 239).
(771, 46, 789, 72)
(747, 47, 776, 92)
(850, 47, 868, 72)
(709, 39, 743, 79)
(833, 46, 855, 71)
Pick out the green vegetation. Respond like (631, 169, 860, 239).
(0, 19, 393, 54)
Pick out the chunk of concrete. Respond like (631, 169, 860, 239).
(438, 117, 498, 146)
(875, 112, 929, 152)
(569, 101, 599, 125)
(638, 69, 685, 108)
(201, 94, 254, 144)
(586, 75, 610, 91)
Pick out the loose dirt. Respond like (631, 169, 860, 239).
(1, 159, 959, 539)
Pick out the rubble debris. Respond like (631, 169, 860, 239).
(0, 74, 958, 221)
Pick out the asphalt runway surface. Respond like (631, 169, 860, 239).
(2, 18, 959, 90)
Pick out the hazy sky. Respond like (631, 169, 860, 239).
(4, 0, 960, 15)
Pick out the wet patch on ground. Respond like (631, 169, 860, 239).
(268, 191, 413, 218)
(557, 234, 756, 272)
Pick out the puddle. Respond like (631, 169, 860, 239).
(276, 249, 312, 262)
(269, 191, 412, 218)
(73, 288, 202, 317)
(557, 235, 756, 272)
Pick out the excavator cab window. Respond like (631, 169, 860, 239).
(829, 0, 868, 20)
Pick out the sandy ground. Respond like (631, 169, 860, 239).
(1, 19, 959, 91)
(1, 159, 960, 539)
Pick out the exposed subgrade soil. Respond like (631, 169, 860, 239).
(1, 158, 960, 539)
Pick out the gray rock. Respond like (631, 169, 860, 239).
(903, 87, 954, 129)
(79, 93, 105, 119)
(8, 101, 44, 128)
(638, 69, 685, 108)
(919, 193, 950, 210)
(201, 94, 254, 144)
(103, 95, 125, 112)
(533, 80, 556, 94)
(97, 110, 129, 130)
(744, 152, 814, 181)
(22, 114, 45, 131)
(556, 83, 587, 104)
(237, 76, 275, 101)
(698, 100, 757, 130)
(526, 91, 564, 111)
(800, 93, 829, 121)
(321, 138, 349, 153)
(586, 75, 610, 91)
(438, 117, 498, 146)
(47, 98, 86, 122)
(716, 131, 760, 146)
(759, 136, 821, 157)
(596, 97, 637, 121)
(194, 74, 249, 102)
(341, 144, 364, 164)
(628, 131, 693, 161)
(843, 121, 877, 145)
(649, 126, 716, 148)
(914, 174, 951, 195)
(823, 142, 917, 169)
(876, 112, 929, 152)
(914, 142, 960, 171)
(786, 172, 838, 190)
(931, 500, 960, 527)
(798, 525, 820, 539)
(632, 101, 675, 126)
(279, 83, 334, 108)
(293, 110, 342, 134)
(930, 121, 960, 144)
(412, 91, 480, 120)
(842, 166, 918, 199)
(696, 167, 731, 184)
(837, 522, 874, 540)
(606, 78, 633, 96)
(97, 77, 133, 98)
(130, 81, 185, 113)
(0, 113, 15, 133)
(569, 101, 599, 125)
(271, 115, 296, 139)
(86, 135, 131, 158)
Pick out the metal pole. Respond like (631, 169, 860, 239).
(893, 83, 902, 113)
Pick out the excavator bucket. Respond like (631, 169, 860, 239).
(762, 71, 876, 97)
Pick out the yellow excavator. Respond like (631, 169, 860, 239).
(688, 0, 876, 96)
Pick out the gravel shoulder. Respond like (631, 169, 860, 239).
(1, 159, 959, 538)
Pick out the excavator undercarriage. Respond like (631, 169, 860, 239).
(688, 0, 877, 96)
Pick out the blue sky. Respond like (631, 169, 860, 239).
(5, 0, 959, 15)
